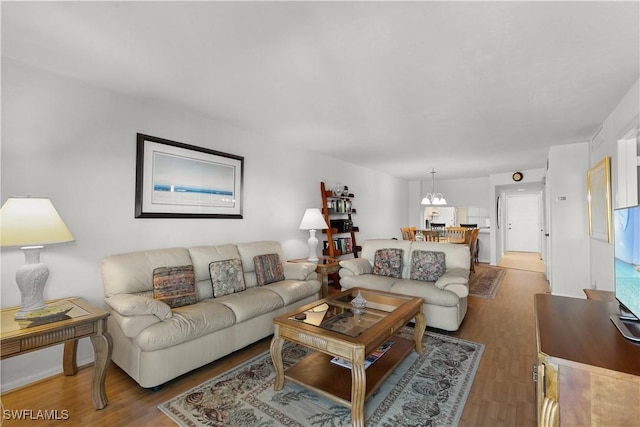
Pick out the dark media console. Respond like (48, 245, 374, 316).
(535, 294, 640, 426)
(583, 288, 640, 342)
(611, 313, 640, 342)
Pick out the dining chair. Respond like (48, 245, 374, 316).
(423, 230, 440, 242)
(467, 228, 480, 273)
(400, 227, 415, 241)
(430, 223, 446, 238)
(460, 223, 477, 229)
(446, 226, 467, 244)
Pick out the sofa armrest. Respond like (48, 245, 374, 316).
(435, 268, 469, 298)
(339, 258, 372, 277)
(105, 294, 173, 321)
(283, 262, 317, 281)
(109, 310, 161, 338)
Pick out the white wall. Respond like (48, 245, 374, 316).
(589, 80, 639, 291)
(546, 142, 590, 297)
(411, 176, 491, 230)
(0, 59, 408, 391)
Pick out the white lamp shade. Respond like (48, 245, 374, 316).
(1, 197, 75, 247)
(298, 208, 328, 230)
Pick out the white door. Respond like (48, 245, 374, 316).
(506, 194, 540, 252)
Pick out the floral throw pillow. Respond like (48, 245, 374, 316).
(254, 253, 285, 286)
(373, 248, 403, 278)
(209, 259, 246, 298)
(410, 250, 446, 282)
(152, 265, 197, 308)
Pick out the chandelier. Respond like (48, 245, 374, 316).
(421, 169, 447, 205)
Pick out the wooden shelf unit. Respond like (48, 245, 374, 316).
(320, 181, 361, 259)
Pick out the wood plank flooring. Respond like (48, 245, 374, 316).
(498, 251, 546, 273)
(0, 263, 549, 426)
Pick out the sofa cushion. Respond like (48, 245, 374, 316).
(188, 244, 242, 299)
(236, 241, 286, 288)
(263, 279, 321, 305)
(360, 240, 412, 278)
(254, 253, 285, 286)
(101, 247, 192, 297)
(135, 300, 236, 351)
(283, 262, 318, 281)
(339, 274, 397, 292)
(410, 241, 471, 271)
(152, 265, 197, 308)
(410, 250, 446, 282)
(215, 287, 285, 323)
(373, 248, 403, 278)
(209, 258, 246, 297)
(392, 279, 460, 307)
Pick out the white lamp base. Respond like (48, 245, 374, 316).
(15, 246, 49, 319)
(306, 229, 319, 262)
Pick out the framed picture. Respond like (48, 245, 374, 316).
(587, 156, 612, 242)
(135, 134, 243, 218)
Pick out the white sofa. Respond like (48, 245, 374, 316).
(339, 239, 470, 331)
(100, 241, 320, 388)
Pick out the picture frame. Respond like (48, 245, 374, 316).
(135, 134, 243, 218)
(587, 156, 612, 242)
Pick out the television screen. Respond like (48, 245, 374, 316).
(614, 204, 640, 322)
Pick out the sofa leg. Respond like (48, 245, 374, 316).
(151, 385, 162, 392)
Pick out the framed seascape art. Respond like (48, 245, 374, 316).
(587, 156, 612, 242)
(135, 134, 243, 218)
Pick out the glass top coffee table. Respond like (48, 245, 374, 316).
(270, 287, 426, 427)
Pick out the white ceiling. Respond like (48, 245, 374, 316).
(2, 1, 639, 181)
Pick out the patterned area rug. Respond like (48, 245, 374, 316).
(159, 329, 484, 427)
(469, 267, 506, 299)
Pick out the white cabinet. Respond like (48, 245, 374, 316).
(616, 137, 639, 208)
(477, 228, 490, 263)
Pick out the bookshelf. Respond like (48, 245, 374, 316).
(320, 181, 361, 260)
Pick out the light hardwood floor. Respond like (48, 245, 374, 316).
(1, 263, 549, 426)
(498, 251, 546, 273)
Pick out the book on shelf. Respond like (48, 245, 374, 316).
(328, 199, 353, 213)
(345, 237, 353, 253)
(330, 340, 394, 369)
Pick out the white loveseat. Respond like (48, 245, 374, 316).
(339, 239, 470, 331)
(100, 241, 320, 388)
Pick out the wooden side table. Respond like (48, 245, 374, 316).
(1, 297, 112, 409)
(289, 257, 340, 298)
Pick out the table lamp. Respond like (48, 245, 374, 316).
(298, 208, 329, 262)
(0, 197, 75, 319)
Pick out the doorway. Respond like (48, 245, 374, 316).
(505, 194, 541, 252)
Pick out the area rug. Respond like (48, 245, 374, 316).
(159, 329, 484, 427)
(469, 267, 506, 299)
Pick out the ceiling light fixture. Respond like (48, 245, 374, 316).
(421, 169, 447, 205)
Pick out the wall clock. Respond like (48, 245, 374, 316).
(512, 171, 523, 182)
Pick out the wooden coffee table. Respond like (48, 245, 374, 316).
(270, 287, 426, 427)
